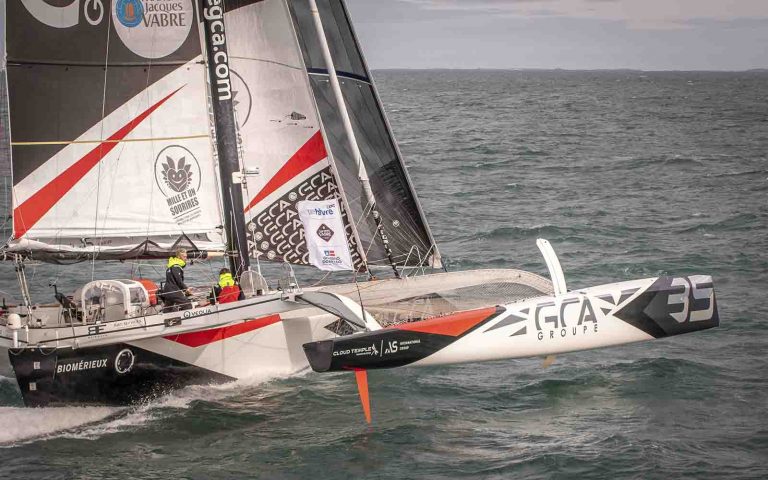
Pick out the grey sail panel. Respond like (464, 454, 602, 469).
(288, 0, 440, 268)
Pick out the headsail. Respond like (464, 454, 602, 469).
(222, 0, 365, 270)
(288, 0, 442, 269)
(4, 0, 224, 262)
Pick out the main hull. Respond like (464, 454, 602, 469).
(9, 313, 337, 407)
(3, 268, 551, 407)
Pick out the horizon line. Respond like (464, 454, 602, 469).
(370, 67, 768, 73)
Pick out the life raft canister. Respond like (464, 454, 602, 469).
(135, 278, 159, 306)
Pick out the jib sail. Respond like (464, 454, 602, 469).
(223, 0, 366, 269)
(287, 0, 441, 269)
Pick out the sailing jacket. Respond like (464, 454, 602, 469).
(213, 272, 241, 304)
(164, 256, 188, 295)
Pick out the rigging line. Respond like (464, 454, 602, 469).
(142, 38, 158, 262)
(309, 270, 332, 288)
(12, 134, 209, 146)
(92, 10, 113, 281)
(353, 270, 369, 329)
(93, 141, 129, 262)
(228, 56, 303, 71)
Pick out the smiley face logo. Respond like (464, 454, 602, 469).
(161, 156, 193, 193)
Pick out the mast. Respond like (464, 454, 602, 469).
(308, 0, 400, 278)
(200, 0, 250, 278)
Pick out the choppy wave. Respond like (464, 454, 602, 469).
(0, 70, 766, 479)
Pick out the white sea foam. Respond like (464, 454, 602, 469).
(0, 406, 119, 445)
(0, 373, 292, 445)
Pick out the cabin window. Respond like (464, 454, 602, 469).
(129, 287, 147, 305)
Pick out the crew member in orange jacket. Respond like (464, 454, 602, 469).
(211, 268, 242, 304)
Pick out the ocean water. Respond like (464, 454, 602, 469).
(0, 70, 766, 479)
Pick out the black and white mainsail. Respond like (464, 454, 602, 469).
(1, 0, 440, 274)
(4, 0, 225, 262)
(222, 0, 441, 273)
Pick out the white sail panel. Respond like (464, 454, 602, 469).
(8, 60, 224, 258)
(4, 1, 225, 261)
(225, 0, 363, 268)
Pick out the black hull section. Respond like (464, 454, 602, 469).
(9, 344, 233, 407)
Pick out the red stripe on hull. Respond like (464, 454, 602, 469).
(244, 131, 327, 214)
(391, 307, 498, 337)
(13, 87, 184, 238)
(164, 314, 282, 348)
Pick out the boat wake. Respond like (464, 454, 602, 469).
(0, 370, 297, 447)
(0, 406, 119, 446)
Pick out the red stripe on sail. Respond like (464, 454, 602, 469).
(244, 131, 327, 214)
(163, 314, 281, 348)
(391, 307, 498, 337)
(13, 87, 184, 238)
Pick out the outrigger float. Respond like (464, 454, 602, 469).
(0, 0, 717, 417)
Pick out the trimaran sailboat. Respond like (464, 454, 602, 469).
(0, 1, 718, 419)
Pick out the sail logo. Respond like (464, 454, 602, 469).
(161, 157, 193, 193)
(116, 0, 143, 27)
(317, 224, 334, 242)
(308, 205, 337, 217)
(20, 0, 104, 28)
(231, 70, 253, 128)
(155, 145, 203, 226)
(112, 0, 193, 59)
(203, 1, 233, 102)
(322, 249, 343, 266)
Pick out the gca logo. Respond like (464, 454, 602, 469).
(21, 0, 105, 28)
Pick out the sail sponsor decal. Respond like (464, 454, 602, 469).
(112, 0, 194, 58)
(202, 0, 233, 102)
(20, 0, 194, 59)
(13, 86, 184, 238)
(154, 145, 204, 225)
(298, 199, 354, 271)
(231, 70, 253, 127)
(245, 166, 363, 268)
(20, 0, 95, 28)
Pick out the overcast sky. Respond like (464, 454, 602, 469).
(345, 0, 768, 70)
(2, 1, 766, 71)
